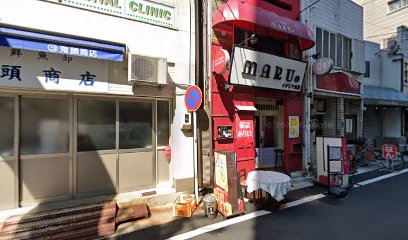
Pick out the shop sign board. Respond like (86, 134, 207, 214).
(213, 48, 230, 75)
(288, 116, 300, 138)
(229, 46, 307, 92)
(44, 0, 176, 28)
(0, 47, 108, 93)
(313, 57, 333, 76)
(382, 144, 397, 160)
(215, 152, 228, 192)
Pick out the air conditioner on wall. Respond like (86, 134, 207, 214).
(128, 53, 167, 85)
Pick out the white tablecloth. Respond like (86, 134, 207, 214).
(246, 171, 291, 201)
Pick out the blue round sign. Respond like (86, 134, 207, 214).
(185, 86, 202, 112)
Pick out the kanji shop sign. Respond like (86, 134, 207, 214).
(382, 144, 397, 160)
(0, 47, 108, 93)
(229, 46, 307, 92)
(44, 0, 175, 28)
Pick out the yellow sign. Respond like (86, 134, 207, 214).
(215, 152, 228, 191)
(289, 116, 300, 138)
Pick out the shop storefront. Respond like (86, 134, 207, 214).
(0, 25, 173, 210)
(310, 71, 363, 168)
(363, 85, 408, 151)
(211, 0, 314, 176)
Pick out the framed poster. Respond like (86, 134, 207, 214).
(289, 116, 300, 138)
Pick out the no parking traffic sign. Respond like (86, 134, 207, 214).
(184, 86, 202, 112)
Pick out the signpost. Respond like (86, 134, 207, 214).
(184, 86, 202, 112)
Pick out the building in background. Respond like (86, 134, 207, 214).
(363, 26, 408, 143)
(300, 0, 366, 173)
(0, 0, 196, 211)
(353, 0, 408, 48)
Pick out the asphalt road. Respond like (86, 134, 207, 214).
(113, 172, 408, 240)
(192, 172, 408, 240)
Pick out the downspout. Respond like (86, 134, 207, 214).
(392, 53, 405, 136)
(302, 0, 313, 172)
(193, 0, 204, 202)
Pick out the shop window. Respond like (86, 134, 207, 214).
(77, 100, 116, 152)
(119, 101, 153, 149)
(404, 63, 408, 83)
(315, 27, 352, 70)
(345, 115, 357, 143)
(234, 29, 284, 57)
(157, 101, 170, 147)
(364, 61, 371, 78)
(388, 0, 402, 12)
(21, 98, 69, 155)
(0, 97, 14, 157)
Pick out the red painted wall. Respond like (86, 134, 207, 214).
(211, 0, 304, 174)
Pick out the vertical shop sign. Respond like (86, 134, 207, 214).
(288, 116, 299, 138)
(237, 120, 253, 140)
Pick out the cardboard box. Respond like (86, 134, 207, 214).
(173, 194, 197, 217)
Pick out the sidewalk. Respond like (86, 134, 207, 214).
(1, 165, 404, 240)
(110, 165, 408, 240)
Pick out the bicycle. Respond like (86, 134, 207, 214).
(356, 138, 407, 171)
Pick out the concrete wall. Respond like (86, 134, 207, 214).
(380, 51, 403, 91)
(353, 0, 408, 48)
(0, 0, 196, 182)
(305, 0, 363, 40)
(363, 42, 382, 87)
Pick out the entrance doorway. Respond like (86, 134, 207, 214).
(255, 103, 284, 168)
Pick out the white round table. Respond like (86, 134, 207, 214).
(246, 170, 291, 201)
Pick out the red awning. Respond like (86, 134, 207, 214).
(212, 0, 315, 50)
(316, 72, 361, 95)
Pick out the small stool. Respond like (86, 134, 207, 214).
(275, 149, 284, 169)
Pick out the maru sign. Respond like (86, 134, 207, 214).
(229, 46, 307, 92)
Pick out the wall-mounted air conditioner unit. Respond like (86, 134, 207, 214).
(128, 53, 167, 85)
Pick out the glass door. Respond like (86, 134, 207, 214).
(76, 99, 117, 196)
(20, 97, 70, 206)
(0, 96, 16, 210)
(255, 114, 278, 168)
(118, 100, 155, 192)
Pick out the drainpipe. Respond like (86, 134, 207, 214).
(392, 53, 405, 136)
(193, 0, 204, 202)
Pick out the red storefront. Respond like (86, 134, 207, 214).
(211, 0, 315, 176)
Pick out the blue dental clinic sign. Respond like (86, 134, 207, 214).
(184, 86, 202, 112)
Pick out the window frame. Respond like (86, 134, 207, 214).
(315, 27, 352, 71)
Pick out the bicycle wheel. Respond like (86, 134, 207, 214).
(393, 154, 407, 171)
(379, 157, 391, 169)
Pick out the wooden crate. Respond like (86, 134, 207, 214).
(173, 194, 197, 217)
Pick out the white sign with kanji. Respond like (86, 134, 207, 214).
(0, 47, 108, 93)
(382, 144, 397, 160)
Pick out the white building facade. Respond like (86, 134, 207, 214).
(0, 0, 196, 210)
(353, 0, 408, 48)
(300, 0, 365, 172)
(363, 26, 408, 142)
